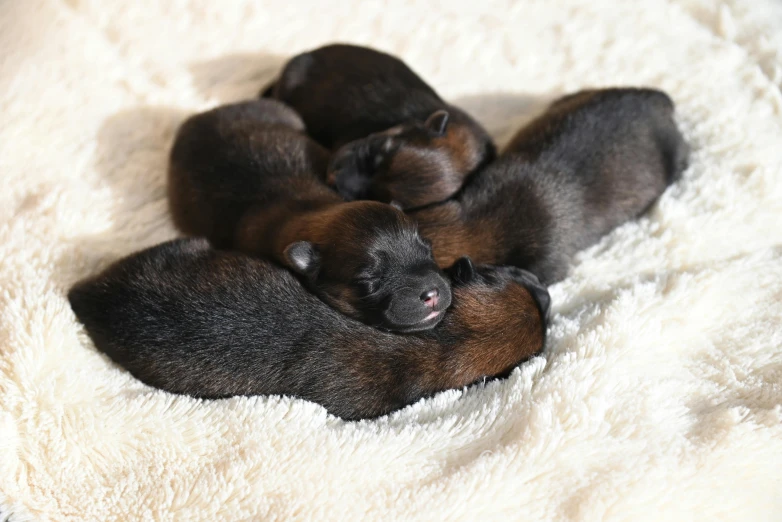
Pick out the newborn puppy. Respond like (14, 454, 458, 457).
(168, 99, 451, 333)
(68, 238, 550, 421)
(411, 88, 690, 284)
(262, 43, 496, 209)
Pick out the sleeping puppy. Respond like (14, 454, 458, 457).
(67, 238, 550, 421)
(262, 43, 496, 209)
(411, 88, 690, 284)
(168, 99, 451, 333)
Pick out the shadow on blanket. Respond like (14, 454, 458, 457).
(453, 92, 556, 149)
(188, 52, 287, 103)
(61, 54, 284, 283)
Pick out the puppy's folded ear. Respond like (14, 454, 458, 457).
(283, 241, 320, 278)
(389, 200, 403, 210)
(446, 256, 476, 285)
(425, 110, 450, 136)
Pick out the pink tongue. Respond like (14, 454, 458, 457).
(424, 310, 441, 321)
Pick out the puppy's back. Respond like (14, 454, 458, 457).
(504, 88, 689, 236)
(506, 88, 687, 183)
(68, 239, 342, 398)
(69, 239, 435, 419)
(266, 43, 444, 148)
(168, 99, 331, 245)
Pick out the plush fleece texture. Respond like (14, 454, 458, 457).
(1, 0, 782, 520)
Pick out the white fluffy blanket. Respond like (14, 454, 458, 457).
(2, 1, 782, 520)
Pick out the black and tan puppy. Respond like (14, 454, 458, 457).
(411, 88, 690, 284)
(67, 238, 550, 421)
(168, 99, 451, 333)
(262, 43, 496, 209)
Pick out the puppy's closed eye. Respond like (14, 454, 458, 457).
(355, 277, 381, 296)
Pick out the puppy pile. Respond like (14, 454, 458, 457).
(68, 44, 689, 420)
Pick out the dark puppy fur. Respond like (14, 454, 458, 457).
(262, 43, 496, 209)
(168, 99, 451, 333)
(68, 238, 550, 421)
(411, 88, 690, 284)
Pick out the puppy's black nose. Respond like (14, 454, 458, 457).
(421, 288, 439, 309)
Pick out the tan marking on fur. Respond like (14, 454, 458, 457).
(433, 120, 482, 174)
(412, 202, 502, 267)
(408, 282, 544, 392)
(373, 117, 487, 209)
(449, 284, 542, 383)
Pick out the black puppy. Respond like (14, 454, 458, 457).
(68, 238, 550, 421)
(168, 99, 451, 333)
(412, 88, 690, 283)
(262, 43, 496, 209)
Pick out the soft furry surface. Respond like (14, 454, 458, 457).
(2, 0, 782, 520)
